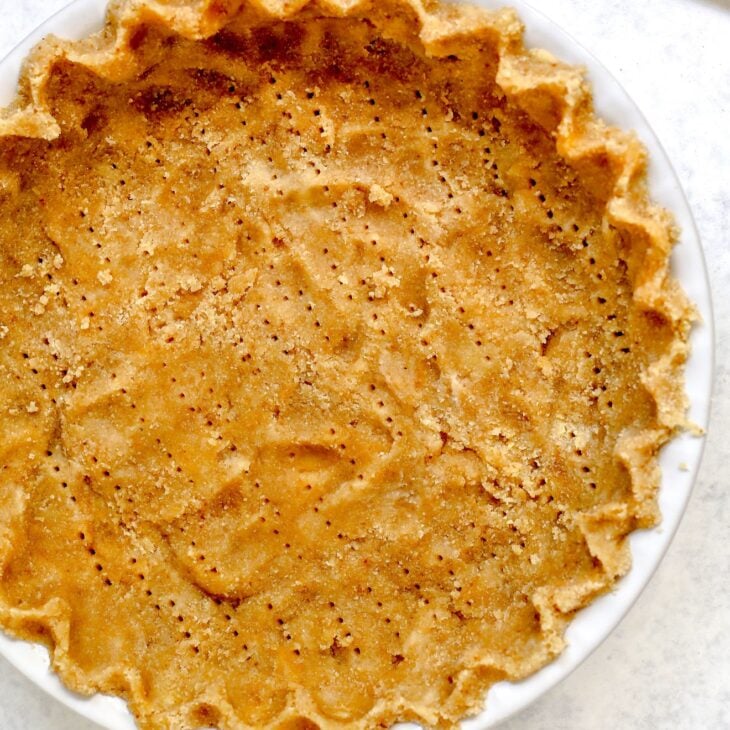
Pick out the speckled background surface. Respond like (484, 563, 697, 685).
(0, 1, 728, 728)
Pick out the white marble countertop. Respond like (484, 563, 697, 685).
(0, 0, 728, 728)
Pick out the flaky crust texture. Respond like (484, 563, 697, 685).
(0, 1, 692, 729)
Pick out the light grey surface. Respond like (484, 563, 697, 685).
(0, 0, 728, 728)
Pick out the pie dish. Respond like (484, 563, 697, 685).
(0, 1, 713, 729)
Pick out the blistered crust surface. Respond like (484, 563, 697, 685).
(0, 1, 692, 728)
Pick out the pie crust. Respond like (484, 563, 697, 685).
(0, 1, 692, 728)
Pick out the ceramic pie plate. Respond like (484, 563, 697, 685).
(0, 0, 714, 728)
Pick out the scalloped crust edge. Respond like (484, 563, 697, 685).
(0, 1, 695, 728)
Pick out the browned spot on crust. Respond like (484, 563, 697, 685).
(131, 86, 189, 118)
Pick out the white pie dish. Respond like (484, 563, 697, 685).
(0, 1, 714, 728)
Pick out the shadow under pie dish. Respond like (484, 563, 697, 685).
(0, 0, 703, 728)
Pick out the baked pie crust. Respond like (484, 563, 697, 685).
(0, 1, 692, 728)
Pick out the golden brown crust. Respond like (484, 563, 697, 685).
(0, 1, 692, 729)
